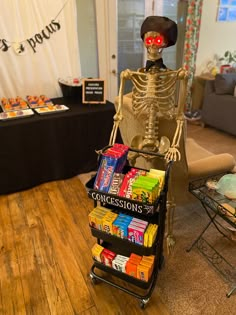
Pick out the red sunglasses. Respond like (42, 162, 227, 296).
(145, 35, 164, 46)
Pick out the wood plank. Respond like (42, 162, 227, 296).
(56, 177, 97, 248)
(44, 179, 126, 314)
(33, 182, 94, 314)
(0, 196, 26, 315)
(0, 195, 15, 254)
(78, 306, 98, 315)
(7, 193, 50, 315)
(20, 188, 75, 315)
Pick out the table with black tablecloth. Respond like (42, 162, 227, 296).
(0, 97, 120, 195)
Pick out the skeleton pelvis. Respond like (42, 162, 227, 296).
(130, 135, 146, 150)
(130, 134, 170, 154)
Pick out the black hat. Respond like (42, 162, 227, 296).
(140, 16, 177, 47)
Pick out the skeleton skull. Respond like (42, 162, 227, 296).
(144, 31, 167, 61)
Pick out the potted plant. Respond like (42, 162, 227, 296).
(219, 50, 236, 73)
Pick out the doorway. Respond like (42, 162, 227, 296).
(95, 0, 187, 101)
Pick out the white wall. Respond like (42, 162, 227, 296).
(196, 0, 236, 75)
(76, 0, 98, 78)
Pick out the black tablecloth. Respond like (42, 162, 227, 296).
(0, 96, 121, 195)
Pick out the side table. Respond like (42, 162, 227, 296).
(187, 173, 236, 297)
(191, 74, 215, 111)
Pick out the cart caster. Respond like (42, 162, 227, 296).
(90, 273, 99, 285)
(226, 286, 236, 298)
(159, 255, 165, 270)
(140, 298, 149, 309)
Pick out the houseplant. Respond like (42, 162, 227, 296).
(219, 50, 236, 73)
(219, 50, 236, 64)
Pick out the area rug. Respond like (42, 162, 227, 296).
(157, 195, 236, 315)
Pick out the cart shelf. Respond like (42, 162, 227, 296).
(92, 260, 155, 289)
(87, 177, 161, 216)
(90, 226, 158, 256)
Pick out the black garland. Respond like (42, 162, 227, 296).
(0, 0, 69, 54)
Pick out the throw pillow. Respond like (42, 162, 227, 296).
(214, 73, 236, 95)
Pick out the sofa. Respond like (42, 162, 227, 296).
(202, 73, 236, 136)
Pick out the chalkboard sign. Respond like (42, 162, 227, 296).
(82, 79, 106, 104)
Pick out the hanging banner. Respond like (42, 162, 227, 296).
(0, 0, 68, 54)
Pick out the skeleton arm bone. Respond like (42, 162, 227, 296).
(176, 69, 188, 117)
(109, 70, 126, 145)
(165, 69, 188, 162)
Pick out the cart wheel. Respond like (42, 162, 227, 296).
(90, 273, 99, 285)
(140, 298, 149, 309)
(159, 255, 165, 270)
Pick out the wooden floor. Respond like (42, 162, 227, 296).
(0, 177, 169, 315)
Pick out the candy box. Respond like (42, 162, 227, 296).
(128, 224, 146, 245)
(101, 248, 116, 266)
(129, 253, 142, 262)
(131, 217, 148, 227)
(91, 244, 104, 262)
(118, 221, 130, 239)
(108, 173, 124, 195)
(137, 264, 151, 282)
(94, 155, 119, 192)
(102, 213, 118, 234)
(143, 224, 153, 247)
(131, 183, 154, 204)
(148, 224, 158, 247)
(125, 260, 138, 278)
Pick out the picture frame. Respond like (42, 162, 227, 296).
(217, 0, 236, 21)
(82, 79, 106, 104)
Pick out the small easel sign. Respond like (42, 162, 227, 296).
(82, 79, 106, 104)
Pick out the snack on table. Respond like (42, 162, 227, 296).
(34, 104, 69, 115)
(37, 105, 61, 112)
(1, 96, 28, 111)
(0, 109, 34, 120)
(9, 111, 17, 117)
(40, 94, 53, 105)
(26, 95, 54, 108)
(0, 112, 8, 119)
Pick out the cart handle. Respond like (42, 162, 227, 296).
(96, 145, 165, 158)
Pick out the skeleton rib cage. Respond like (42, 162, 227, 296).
(131, 69, 180, 119)
(110, 66, 188, 162)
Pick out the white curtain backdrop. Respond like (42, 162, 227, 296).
(0, 0, 81, 98)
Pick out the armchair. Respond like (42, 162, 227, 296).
(114, 93, 236, 252)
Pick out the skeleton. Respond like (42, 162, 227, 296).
(110, 66, 187, 163)
(109, 16, 188, 252)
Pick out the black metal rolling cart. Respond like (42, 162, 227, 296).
(86, 147, 172, 308)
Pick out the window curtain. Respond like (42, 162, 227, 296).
(0, 0, 81, 99)
(183, 0, 203, 111)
